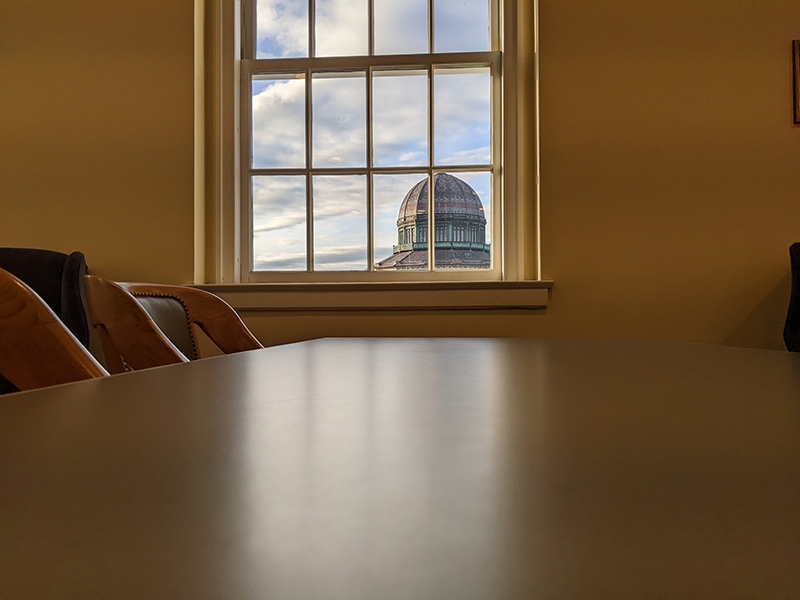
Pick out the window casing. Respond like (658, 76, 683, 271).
(205, 0, 538, 284)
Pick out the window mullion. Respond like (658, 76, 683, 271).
(305, 69, 314, 272)
(367, 67, 374, 271)
(368, 0, 375, 56)
(428, 0, 434, 53)
(242, 61, 253, 281)
(366, 0, 375, 270)
(428, 0, 435, 271)
(242, 0, 256, 59)
(490, 0, 501, 51)
(428, 0, 434, 278)
(309, 0, 315, 57)
(427, 64, 434, 272)
(307, 1, 316, 273)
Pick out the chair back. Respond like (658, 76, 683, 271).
(784, 243, 800, 352)
(0, 267, 107, 391)
(0, 248, 90, 347)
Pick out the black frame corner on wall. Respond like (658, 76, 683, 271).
(793, 40, 800, 124)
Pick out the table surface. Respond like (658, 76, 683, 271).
(1, 338, 799, 598)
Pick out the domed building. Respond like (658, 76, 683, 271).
(375, 173, 490, 270)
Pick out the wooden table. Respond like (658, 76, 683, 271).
(1, 338, 798, 598)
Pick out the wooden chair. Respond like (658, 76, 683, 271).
(0, 247, 93, 393)
(84, 275, 263, 374)
(0, 267, 108, 391)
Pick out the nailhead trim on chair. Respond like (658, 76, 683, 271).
(129, 291, 199, 360)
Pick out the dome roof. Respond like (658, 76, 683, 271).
(397, 173, 485, 225)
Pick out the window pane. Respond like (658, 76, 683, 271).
(315, 0, 368, 57)
(253, 176, 307, 271)
(374, 0, 428, 55)
(313, 175, 367, 271)
(252, 76, 306, 169)
(434, 68, 491, 166)
(372, 71, 427, 167)
(374, 173, 429, 271)
(256, 0, 308, 58)
(434, 0, 490, 53)
(431, 172, 491, 270)
(312, 73, 366, 168)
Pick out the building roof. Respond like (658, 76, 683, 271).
(375, 248, 491, 270)
(397, 173, 486, 225)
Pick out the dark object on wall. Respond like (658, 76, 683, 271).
(794, 40, 800, 125)
(784, 243, 800, 352)
(0, 248, 91, 393)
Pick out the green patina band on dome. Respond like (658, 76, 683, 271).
(375, 173, 491, 270)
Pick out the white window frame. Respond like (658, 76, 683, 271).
(204, 0, 540, 286)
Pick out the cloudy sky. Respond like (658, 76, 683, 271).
(252, 0, 492, 271)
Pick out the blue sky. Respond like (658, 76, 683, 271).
(252, 0, 492, 271)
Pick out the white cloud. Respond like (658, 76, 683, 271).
(313, 175, 367, 269)
(437, 146, 491, 166)
(252, 175, 306, 231)
(313, 175, 365, 216)
(373, 73, 428, 166)
(315, 0, 368, 56)
(312, 75, 366, 166)
(313, 245, 369, 271)
(434, 69, 491, 165)
(254, 248, 305, 270)
(374, 0, 428, 55)
(252, 79, 306, 168)
(256, 0, 308, 58)
(434, 0, 490, 53)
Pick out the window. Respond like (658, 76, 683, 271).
(223, 0, 535, 284)
(205, 0, 537, 287)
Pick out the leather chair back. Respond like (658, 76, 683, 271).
(0, 248, 91, 393)
(134, 296, 198, 359)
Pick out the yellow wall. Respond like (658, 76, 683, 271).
(0, 0, 195, 283)
(538, 0, 800, 349)
(2, 0, 799, 349)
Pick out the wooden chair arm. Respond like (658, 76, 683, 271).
(0, 269, 107, 390)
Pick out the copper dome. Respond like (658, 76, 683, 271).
(397, 173, 485, 226)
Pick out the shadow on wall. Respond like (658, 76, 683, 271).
(724, 273, 791, 351)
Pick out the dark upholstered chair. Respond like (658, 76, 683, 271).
(84, 275, 263, 374)
(0, 267, 107, 392)
(0, 248, 92, 394)
(784, 243, 800, 352)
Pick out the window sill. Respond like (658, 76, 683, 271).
(196, 280, 553, 313)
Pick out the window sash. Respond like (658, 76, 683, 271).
(238, 1, 505, 282)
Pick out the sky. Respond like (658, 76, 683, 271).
(252, 0, 492, 272)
